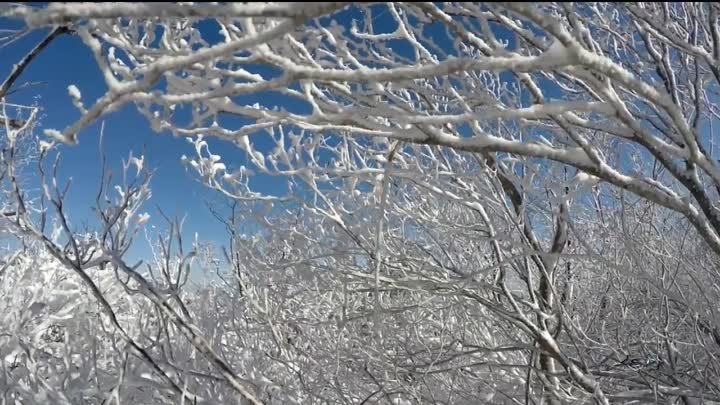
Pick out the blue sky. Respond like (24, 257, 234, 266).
(0, 20, 243, 261)
(0, 4, 553, 263)
(0, 6, 407, 262)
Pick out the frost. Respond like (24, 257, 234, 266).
(211, 162, 226, 175)
(137, 212, 150, 226)
(129, 155, 144, 175)
(5, 4, 720, 404)
(44, 128, 77, 144)
(543, 40, 569, 62)
(572, 171, 600, 188)
(39, 140, 55, 153)
(67, 84, 82, 100)
(238, 135, 251, 152)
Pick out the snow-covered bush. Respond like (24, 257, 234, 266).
(4, 2, 720, 404)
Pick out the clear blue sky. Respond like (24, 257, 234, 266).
(0, 18, 255, 261)
(0, 6, 406, 262)
(0, 5, 531, 262)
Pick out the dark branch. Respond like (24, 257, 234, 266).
(0, 25, 69, 99)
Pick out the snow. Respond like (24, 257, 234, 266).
(211, 162, 226, 175)
(137, 212, 150, 226)
(6, 4, 720, 405)
(572, 171, 600, 188)
(67, 84, 81, 100)
(543, 40, 569, 62)
(129, 155, 144, 175)
(38, 140, 54, 153)
(44, 128, 76, 144)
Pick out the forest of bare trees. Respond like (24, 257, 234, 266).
(2, 3, 720, 404)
